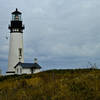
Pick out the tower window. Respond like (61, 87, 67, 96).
(19, 48, 22, 57)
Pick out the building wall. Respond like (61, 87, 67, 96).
(6, 72, 15, 75)
(15, 66, 40, 74)
(22, 68, 40, 74)
(8, 33, 24, 73)
(15, 65, 22, 75)
(22, 68, 32, 74)
(34, 69, 40, 73)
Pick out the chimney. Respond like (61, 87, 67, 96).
(34, 58, 38, 63)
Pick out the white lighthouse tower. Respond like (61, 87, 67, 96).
(6, 9, 25, 75)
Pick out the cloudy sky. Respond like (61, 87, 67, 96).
(0, 0, 100, 74)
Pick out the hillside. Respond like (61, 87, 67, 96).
(0, 69, 100, 100)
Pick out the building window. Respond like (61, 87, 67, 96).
(20, 68, 22, 74)
(17, 68, 18, 74)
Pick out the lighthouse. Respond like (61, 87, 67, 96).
(6, 9, 25, 75)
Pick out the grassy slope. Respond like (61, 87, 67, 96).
(0, 69, 100, 100)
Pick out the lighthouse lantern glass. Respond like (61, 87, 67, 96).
(12, 14, 21, 21)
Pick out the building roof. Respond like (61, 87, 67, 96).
(12, 8, 22, 14)
(14, 62, 42, 69)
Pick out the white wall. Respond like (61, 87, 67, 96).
(34, 69, 40, 73)
(22, 68, 40, 74)
(15, 65, 22, 75)
(6, 73, 15, 75)
(15, 66, 41, 75)
(22, 68, 32, 74)
(8, 32, 24, 73)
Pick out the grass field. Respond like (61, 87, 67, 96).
(0, 69, 100, 100)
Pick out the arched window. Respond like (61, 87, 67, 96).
(20, 68, 22, 74)
(17, 68, 18, 74)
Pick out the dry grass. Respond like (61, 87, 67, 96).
(0, 69, 99, 100)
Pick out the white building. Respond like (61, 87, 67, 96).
(14, 59, 41, 74)
(6, 9, 42, 75)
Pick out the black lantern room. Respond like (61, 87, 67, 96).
(9, 8, 25, 33)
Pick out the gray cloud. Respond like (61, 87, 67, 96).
(0, 0, 100, 73)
